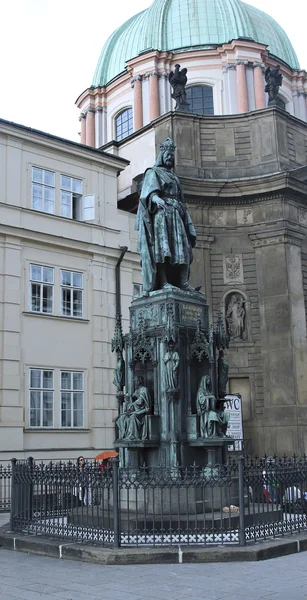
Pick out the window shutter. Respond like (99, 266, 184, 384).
(82, 194, 95, 221)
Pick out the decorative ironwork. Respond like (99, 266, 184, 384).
(0, 463, 11, 512)
(9, 456, 307, 548)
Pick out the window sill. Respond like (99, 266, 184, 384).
(24, 428, 90, 433)
(23, 311, 89, 323)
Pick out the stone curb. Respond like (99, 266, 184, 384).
(1, 527, 307, 565)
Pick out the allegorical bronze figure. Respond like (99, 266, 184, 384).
(168, 64, 189, 111)
(116, 374, 151, 441)
(264, 65, 283, 106)
(136, 137, 196, 293)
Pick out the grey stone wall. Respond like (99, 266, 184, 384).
(117, 109, 307, 455)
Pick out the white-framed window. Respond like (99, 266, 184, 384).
(61, 371, 84, 428)
(60, 270, 83, 317)
(60, 175, 95, 221)
(115, 108, 133, 141)
(60, 175, 83, 219)
(29, 264, 54, 314)
(29, 369, 54, 427)
(31, 167, 55, 213)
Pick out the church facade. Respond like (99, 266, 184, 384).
(75, 0, 307, 455)
(109, 107, 307, 455)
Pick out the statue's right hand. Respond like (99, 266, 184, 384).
(152, 194, 165, 209)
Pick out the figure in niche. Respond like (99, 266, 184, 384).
(264, 66, 283, 105)
(116, 375, 151, 440)
(225, 294, 246, 341)
(218, 348, 229, 399)
(136, 136, 196, 293)
(168, 64, 189, 111)
(164, 344, 180, 391)
(196, 375, 229, 438)
(113, 350, 125, 392)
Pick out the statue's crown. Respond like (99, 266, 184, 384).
(160, 137, 176, 152)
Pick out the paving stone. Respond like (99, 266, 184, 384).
(1, 549, 307, 599)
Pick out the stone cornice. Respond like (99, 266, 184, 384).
(0, 119, 129, 170)
(249, 226, 305, 248)
(195, 234, 215, 249)
(180, 172, 307, 204)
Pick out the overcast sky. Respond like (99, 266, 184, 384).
(1, 0, 305, 143)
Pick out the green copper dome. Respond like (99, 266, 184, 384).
(92, 0, 300, 87)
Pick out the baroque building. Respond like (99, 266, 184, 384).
(76, 0, 307, 146)
(76, 0, 307, 456)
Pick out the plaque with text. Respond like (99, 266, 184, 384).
(182, 304, 201, 324)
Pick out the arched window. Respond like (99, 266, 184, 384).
(115, 108, 133, 141)
(186, 85, 214, 116)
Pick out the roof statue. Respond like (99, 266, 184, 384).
(168, 64, 190, 112)
(265, 66, 283, 107)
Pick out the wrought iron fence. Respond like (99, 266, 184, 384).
(9, 455, 307, 547)
(0, 463, 11, 512)
(239, 456, 307, 543)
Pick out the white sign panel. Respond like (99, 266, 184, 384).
(224, 394, 243, 451)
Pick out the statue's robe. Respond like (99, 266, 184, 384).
(117, 386, 151, 441)
(136, 165, 196, 292)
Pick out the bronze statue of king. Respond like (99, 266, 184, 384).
(136, 137, 196, 293)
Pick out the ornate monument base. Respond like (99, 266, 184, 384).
(115, 287, 231, 469)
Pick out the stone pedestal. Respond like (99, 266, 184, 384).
(115, 287, 232, 468)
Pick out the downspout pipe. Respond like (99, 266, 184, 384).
(115, 246, 128, 317)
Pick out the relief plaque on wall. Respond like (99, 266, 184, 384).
(223, 254, 244, 285)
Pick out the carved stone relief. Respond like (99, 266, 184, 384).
(225, 292, 246, 342)
(223, 255, 244, 284)
(237, 208, 253, 225)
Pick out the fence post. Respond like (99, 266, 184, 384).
(112, 458, 120, 548)
(238, 456, 246, 546)
(10, 458, 17, 530)
(28, 456, 34, 521)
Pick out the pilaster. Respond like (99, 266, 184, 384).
(249, 227, 307, 454)
(192, 234, 215, 324)
(236, 61, 249, 113)
(79, 113, 86, 145)
(147, 70, 160, 121)
(132, 75, 143, 131)
(86, 109, 95, 147)
(252, 62, 266, 110)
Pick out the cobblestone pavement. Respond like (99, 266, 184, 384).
(0, 548, 306, 600)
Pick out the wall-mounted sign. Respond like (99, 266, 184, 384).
(224, 394, 243, 451)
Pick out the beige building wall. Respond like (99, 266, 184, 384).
(0, 120, 140, 461)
